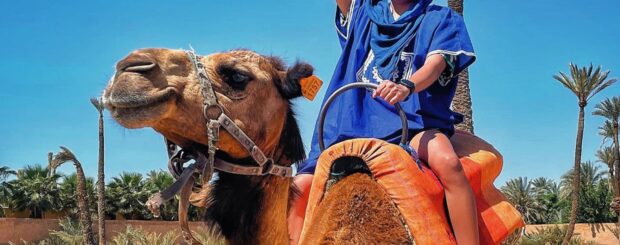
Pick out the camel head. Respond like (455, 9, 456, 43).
(103, 48, 311, 161)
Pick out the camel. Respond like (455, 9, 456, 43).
(103, 48, 522, 245)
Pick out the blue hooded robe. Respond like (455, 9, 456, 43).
(298, 0, 476, 174)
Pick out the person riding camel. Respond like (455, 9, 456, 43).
(288, 0, 478, 244)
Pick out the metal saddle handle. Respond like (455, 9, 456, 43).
(317, 82, 409, 151)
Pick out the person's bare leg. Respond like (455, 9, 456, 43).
(288, 174, 313, 245)
(410, 130, 479, 245)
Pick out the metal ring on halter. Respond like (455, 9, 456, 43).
(317, 82, 409, 151)
(260, 159, 275, 175)
(204, 104, 224, 120)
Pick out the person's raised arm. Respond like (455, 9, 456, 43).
(337, 0, 352, 15)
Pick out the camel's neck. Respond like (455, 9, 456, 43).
(206, 173, 291, 245)
(254, 175, 291, 244)
(206, 109, 303, 244)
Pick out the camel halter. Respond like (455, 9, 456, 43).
(185, 49, 293, 178)
(145, 49, 293, 244)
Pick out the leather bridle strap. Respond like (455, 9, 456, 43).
(213, 112, 292, 177)
(214, 158, 292, 177)
(216, 112, 269, 166)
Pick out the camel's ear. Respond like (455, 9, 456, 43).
(267, 56, 322, 100)
(279, 61, 315, 100)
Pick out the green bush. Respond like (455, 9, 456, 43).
(193, 227, 226, 245)
(49, 218, 87, 245)
(110, 225, 179, 245)
(516, 225, 598, 245)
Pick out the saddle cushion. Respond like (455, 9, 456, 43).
(300, 131, 524, 245)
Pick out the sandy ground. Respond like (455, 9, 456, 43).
(525, 223, 618, 245)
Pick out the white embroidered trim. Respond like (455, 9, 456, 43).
(427, 49, 476, 58)
(400, 51, 415, 80)
(372, 66, 384, 82)
(335, 0, 357, 40)
(358, 50, 375, 83)
(335, 22, 347, 39)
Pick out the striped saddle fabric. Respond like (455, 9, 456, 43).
(300, 131, 524, 245)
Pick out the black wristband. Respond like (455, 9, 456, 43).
(398, 78, 416, 95)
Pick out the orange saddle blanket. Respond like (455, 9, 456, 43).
(300, 131, 524, 245)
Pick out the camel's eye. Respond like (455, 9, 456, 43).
(218, 65, 252, 90)
(231, 73, 249, 84)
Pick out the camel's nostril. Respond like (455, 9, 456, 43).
(123, 61, 157, 72)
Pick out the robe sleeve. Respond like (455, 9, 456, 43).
(426, 9, 476, 84)
(334, 0, 364, 48)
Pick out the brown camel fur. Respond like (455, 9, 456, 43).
(301, 172, 411, 244)
(103, 48, 412, 244)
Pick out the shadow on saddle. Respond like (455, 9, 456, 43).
(301, 131, 525, 245)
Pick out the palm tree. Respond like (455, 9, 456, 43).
(447, 0, 474, 134)
(501, 177, 541, 224)
(59, 173, 96, 218)
(553, 63, 617, 244)
(560, 161, 607, 206)
(561, 161, 606, 190)
(7, 164, 62, 218)
(593, 98, 620, 187)
(527, 177, 564, 224)
(0, 166, 16, 217)
(599, 120, 615, 144)
(51, 147, 96, 245)
(531, 177, 556, 195)
(90, 97, 106, 245)
(0, 166, 16, 181)
(593, 96, 620, 229)
(107, 172, 151, 220)
(597, 146, 618, 195)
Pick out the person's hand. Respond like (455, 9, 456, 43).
(372, 80, 410, 105)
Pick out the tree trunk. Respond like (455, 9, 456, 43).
(447, 0, 463, 14)
(447, 0, 475, 134)
(96, 110, 106, 245)
(75, 162, 96, 245)
(612, 121, 620, 231)
(453, 69, 474, 133)
(47, 152, 56, 168)
(47, 152, 55, 177)
(562, 105, 585, 245)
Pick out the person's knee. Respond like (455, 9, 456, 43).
(432, 154, 466, 187)
(294, 174, 314, 195)
(289, 174, 314, 245)
(291, 174, 314, 212)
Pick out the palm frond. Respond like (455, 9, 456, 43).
(596, 146, 616, 170)
(554, 63, 617, 104)
(553, 72, 578, 97)
(599, 120, 615, 143)
(593, 96, 620, 120)
(588, 78, 617, 101)
(50, 146, 81, 172)
(0, 166, 17, 181)
(89, 97, 104, 112)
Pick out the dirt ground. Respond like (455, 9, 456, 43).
(525, 223, 618, 245)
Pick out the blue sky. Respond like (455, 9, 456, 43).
(1, 0, 619, 186)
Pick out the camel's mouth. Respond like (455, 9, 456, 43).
(103, 79, 179, 128)
(104, 87, 177, 110)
